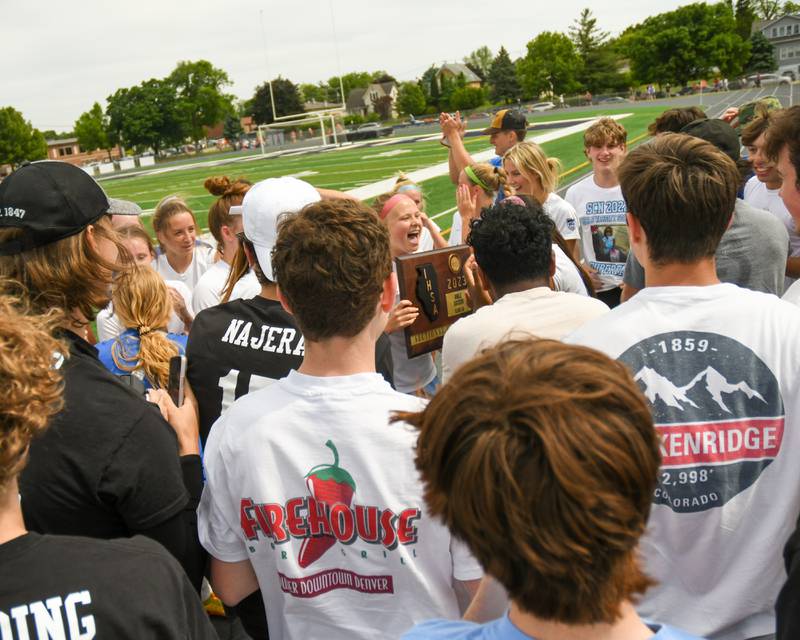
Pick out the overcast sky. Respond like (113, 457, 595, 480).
(3, 0, 689, 132)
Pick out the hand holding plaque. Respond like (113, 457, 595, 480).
(394, 245, 474, 358)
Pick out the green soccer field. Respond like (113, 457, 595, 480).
(101, 106, 666, 238)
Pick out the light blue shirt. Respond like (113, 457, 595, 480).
(402, 613, 704, 640)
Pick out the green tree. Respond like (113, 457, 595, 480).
(450, 86, 486, 111)
(463, 46, 493, 79)
(420, 65, 440, 107)
(329, 71, 374, 99)
(621, 2, 750, 86)
(747, 31, 779, 71)
(168, 60, 233, 151)
(396, 82, 427, 116)
(785, 1, 800, 13)
(517, 32, 582, 98)
(734, 0, 756, 39)
(74, 102, 113, 161)
(753, 0, 781, 19)
(299, 83, 328, 103)
(372, 72, 396, 84)
(106, 79, 186, 155)
(569, 8, 609, 59)
(0, 107, 47, 169)
(488, 47, 522, 103)
(569, 9, 624, 93)
(249, 77, 303, 124)
(223, 114, 244, 144)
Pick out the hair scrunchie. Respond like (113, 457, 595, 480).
(138, 325, 153, 336)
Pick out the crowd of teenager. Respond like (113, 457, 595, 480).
(2, 97, 800, 640)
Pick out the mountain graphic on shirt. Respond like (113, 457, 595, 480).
(634, 366, 767, 414)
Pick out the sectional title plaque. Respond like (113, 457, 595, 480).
(394, 245, 473, 358)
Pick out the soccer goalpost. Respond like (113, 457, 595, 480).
(257, 107, 347, 155)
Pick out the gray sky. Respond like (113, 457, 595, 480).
(3, 0, 689, 132)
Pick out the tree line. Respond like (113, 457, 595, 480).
(0, 1, 792, 168)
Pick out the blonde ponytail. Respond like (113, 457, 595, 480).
(110, 266, 179, 388)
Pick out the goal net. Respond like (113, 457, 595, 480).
(257, 109, 347, 155)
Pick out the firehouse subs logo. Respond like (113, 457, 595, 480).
(619, 331, 785, 514)
(240, 440, 420, 597)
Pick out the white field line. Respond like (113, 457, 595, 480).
(344, 114, 633, 201)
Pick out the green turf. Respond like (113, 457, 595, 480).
(102, 105, 665, 237)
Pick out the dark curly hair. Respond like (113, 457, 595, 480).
(467, 200, 554, 287)
(272, 199, 391, 341)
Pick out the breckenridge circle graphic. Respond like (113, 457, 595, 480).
(618, 331, 784, 513)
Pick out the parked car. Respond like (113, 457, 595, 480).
(528, 101, 555, 112)
(344, 122, 394, 141)
(678, 86, 697, 96)
(745, 73, 791, 87)
(783, 70, 797, 81)
(598, 96, 629, 104)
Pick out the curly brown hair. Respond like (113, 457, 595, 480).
(584, 117, 627, 149)
(395, 339, 660, 624)
(271, 199, 391, 341)
(0, 294, 64, 491)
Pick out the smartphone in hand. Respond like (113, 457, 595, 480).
(168, 355, 187, 407)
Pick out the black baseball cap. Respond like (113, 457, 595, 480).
(0, 161, 110, 256)
(481, 109, 528, 135)
(680, 119, 740, 161)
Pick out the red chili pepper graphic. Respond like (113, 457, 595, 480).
(298, 440, 356, 568)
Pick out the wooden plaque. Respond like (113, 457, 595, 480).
(394, 245, 473, 358)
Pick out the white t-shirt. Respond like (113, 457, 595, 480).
(418, 219, 441, 253)
(448, 195, 579, 247)
(199, 371, 482, 640)
(96, 279, 193, 341)
(388, 277, 438, 393)
(743, 176, 800, 288)
(441, 286, 608, 383)
(152, 245, 215, 292)
(565, 283, 800, 640)
(565, 176, 628, 291)
(192, 260, 262, 314)
(543, 192, 580, 241)
(448, 212, 465, 247)
(553, 244, 588, 296)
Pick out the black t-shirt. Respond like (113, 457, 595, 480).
(0, 532, 216, 639)
(187, 296, 395, 444)
(20, 330, 188, 538)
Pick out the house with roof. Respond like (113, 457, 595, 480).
(437, 63, 483, 89)
(346, 81, 398, 118)
(757, 14, 800, 76)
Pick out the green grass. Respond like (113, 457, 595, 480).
(102, 105, 665, 237)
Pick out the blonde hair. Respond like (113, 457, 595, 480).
(0, 294, 64, 491)
(111, 266, 178, 388)
(465, 163, 510, 198)
(504, 142, 561, 195)
(152, 195, 195, 234)
(0, 216, 126, 325)
(391, 172, 427, 212)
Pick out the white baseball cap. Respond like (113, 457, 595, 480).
(241, 177, 320, 282)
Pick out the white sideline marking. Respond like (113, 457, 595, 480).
(345, 114, 632, 201)
(364, 149, 412, 159)
(287, 170, 319, 178)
